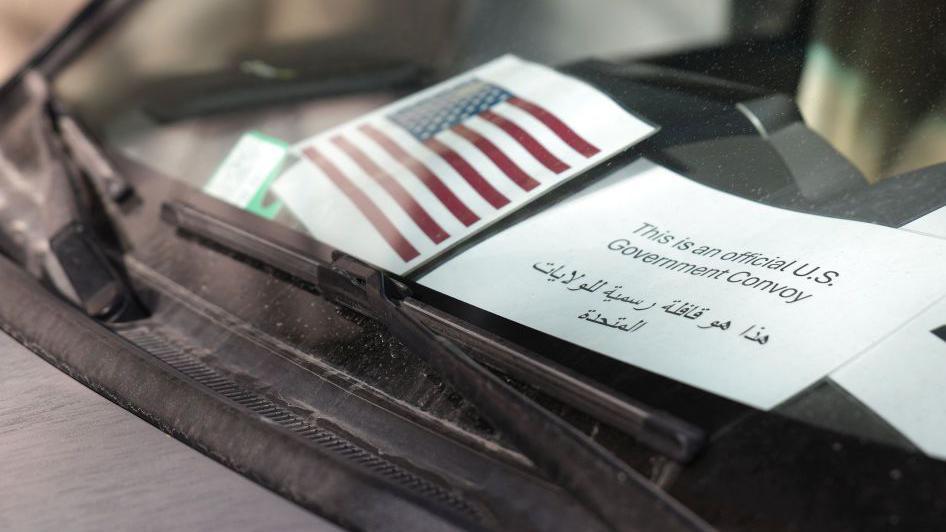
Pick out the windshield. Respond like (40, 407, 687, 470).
(49, 0, 946, 485)
(55, 1, 946, 185)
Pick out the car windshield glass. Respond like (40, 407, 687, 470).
(50, 0, 946, 461)
(55, 1, 946, 185)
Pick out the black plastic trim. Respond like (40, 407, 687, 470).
(0, 253, 476, 531)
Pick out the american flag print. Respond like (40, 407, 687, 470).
(275, 55, 655, 274)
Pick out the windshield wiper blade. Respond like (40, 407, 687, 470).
(318, 254, 711, 532)
(162, 200, 705, 462)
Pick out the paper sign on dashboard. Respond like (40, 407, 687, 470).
(419, 160, 946, 409)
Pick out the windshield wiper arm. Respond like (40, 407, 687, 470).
(0, 72, 143, 320)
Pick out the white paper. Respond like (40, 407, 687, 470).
(903, 206, 946, 237)
(419, 160, 946, 409)
(832, 297, 946, 458)
(273, 55, 654, 275)
(827, 204, 946, 457)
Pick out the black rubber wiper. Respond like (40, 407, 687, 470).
(319, 255, 712, 532)
(160, 202, 711, 531)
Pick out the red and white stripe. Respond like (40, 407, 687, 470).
(299, 97, 599, 263)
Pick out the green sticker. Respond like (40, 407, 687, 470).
(203, 131, 290, 220)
